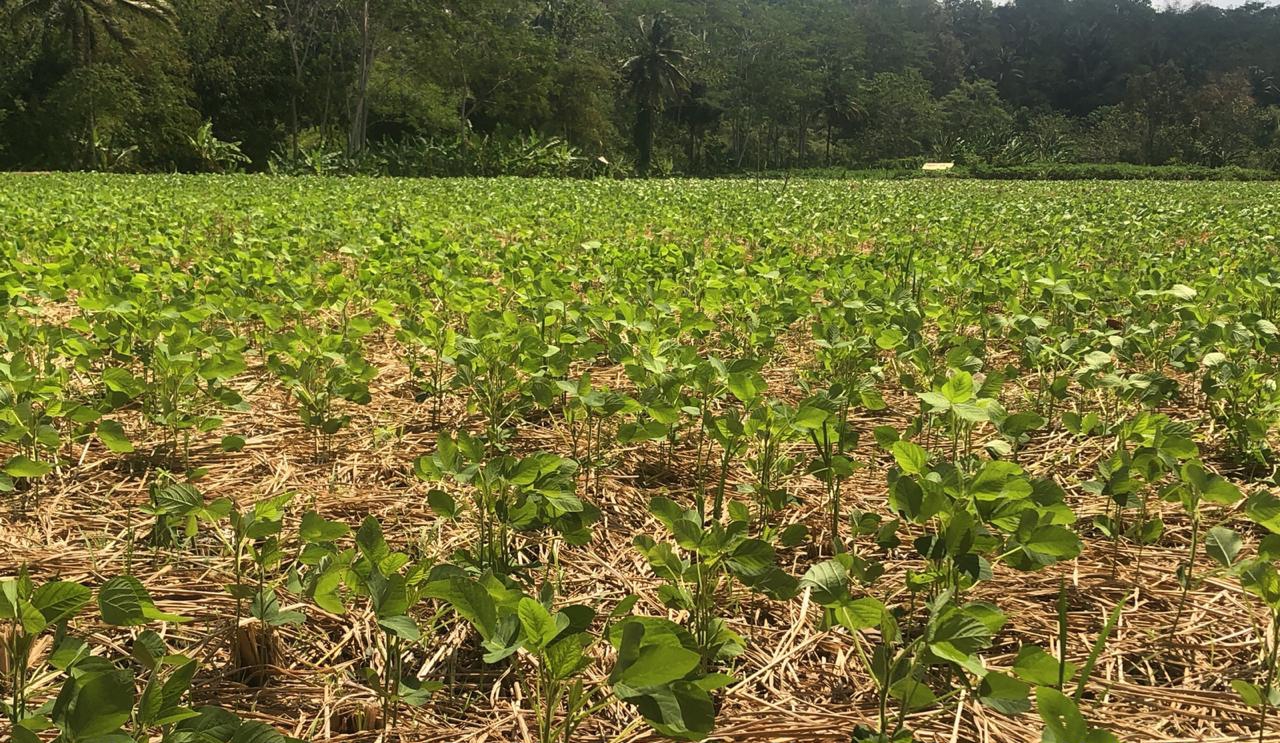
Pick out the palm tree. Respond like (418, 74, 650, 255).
(12, 0, 177, 166)
(621, 12, 688, 176)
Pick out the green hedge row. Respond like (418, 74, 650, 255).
(730, 162, 1280, 181)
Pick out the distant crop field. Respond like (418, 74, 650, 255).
(2, 174, 1279, 743)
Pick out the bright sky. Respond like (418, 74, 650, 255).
(1158, 0, 1278, 7)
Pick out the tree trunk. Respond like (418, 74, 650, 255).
(347, 0, 373, 156)
(825, 120, 833, 166)
(635, 105, 653, 175)
(82, 9, 96, 169)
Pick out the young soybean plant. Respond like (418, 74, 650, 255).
(266, 323, 374, 462)
(25, 575, 203, 743)
(427, 572, 727, 741)
(633, 496, 797, 670)
(543, 373, 635, 499)
(881, 433, 1081, 602)
(793, 387, 861, 554)
(1228, 492, 1280, 740)
(140, 325, 248, 468)
(226, 491, 301, 685)
(0, 351, 68, 512)
(426, 573, 609, 743)
(14, 574, 291, 743)
(1084, 413, 1197, 574)
(1, 572, 92, 733)
(1165, 460, 1242, 632)
(396, 306, 458, 427)
(141, 475, 233, 553)
(803, 567, 1017, 743)
(414, 431, 597, 576)
(297, 515, 440, 730)
(450, 317, 538, 453)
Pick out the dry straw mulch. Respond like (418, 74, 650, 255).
(2, 334, 1278, 743)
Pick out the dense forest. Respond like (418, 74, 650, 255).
(2, 0, 1279, 175)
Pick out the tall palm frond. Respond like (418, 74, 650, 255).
(621, 12, 688, 175)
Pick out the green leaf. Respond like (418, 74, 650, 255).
(1205, 526, 1242, 568)
(616, 680, 716, 740)
(1083, 350, 1113, 369)
(151, 482, 203, 515)
(1037, 686, 1087, 743)
(355, 516, 390, 564)
(424, 576, 497, 641)
(103, 367, 142, 396)
(918, 390, 952, 411)
(517, 597, 561, 650)
(941, 371, 975, 404)
(229, 720, 288, 743)
(888, 677, 937, 710)
(891, 440, 928, 475)
(132, 630, 168, 670)
(833, 598, 887, 632)
(1015, 525, 1082, 562)
(98, 575, 190, 626)
(979, 671, 1031, 715)
(32, 580, 91, 624)
(55, 669, 135, 739)
(799, 559, 849, 606)
(377, 615, 421, 641)
(97, 575, 150, 626)
(1246, 492, 1280, 534)
(221, 435, 246, 452)
(725, 539, 778, 579)
(545, 634, 590, 680)
(1014, 645, 1075, 687)
(1037, 687, 1084, 739)
(299, 511, 349, 543)
(791, 406, 828, 431)
(3, 455, 51, 479)
(427, 488, 459, 519)
(614, 644, 701, 688)
(97, 420, 133, 453)
(1232, 678, 1265, 707)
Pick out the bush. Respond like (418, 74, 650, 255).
(963, 162, 1280, 181)
(268, 133, 614, 178)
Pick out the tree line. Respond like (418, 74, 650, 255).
(2, 0, 1279, 175)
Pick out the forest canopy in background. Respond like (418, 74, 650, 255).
(1, 0, 1279, 176)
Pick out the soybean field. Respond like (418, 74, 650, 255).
(2, 174, 1280, 743)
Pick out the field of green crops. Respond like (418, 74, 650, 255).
(2, 174, 1279, 743)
